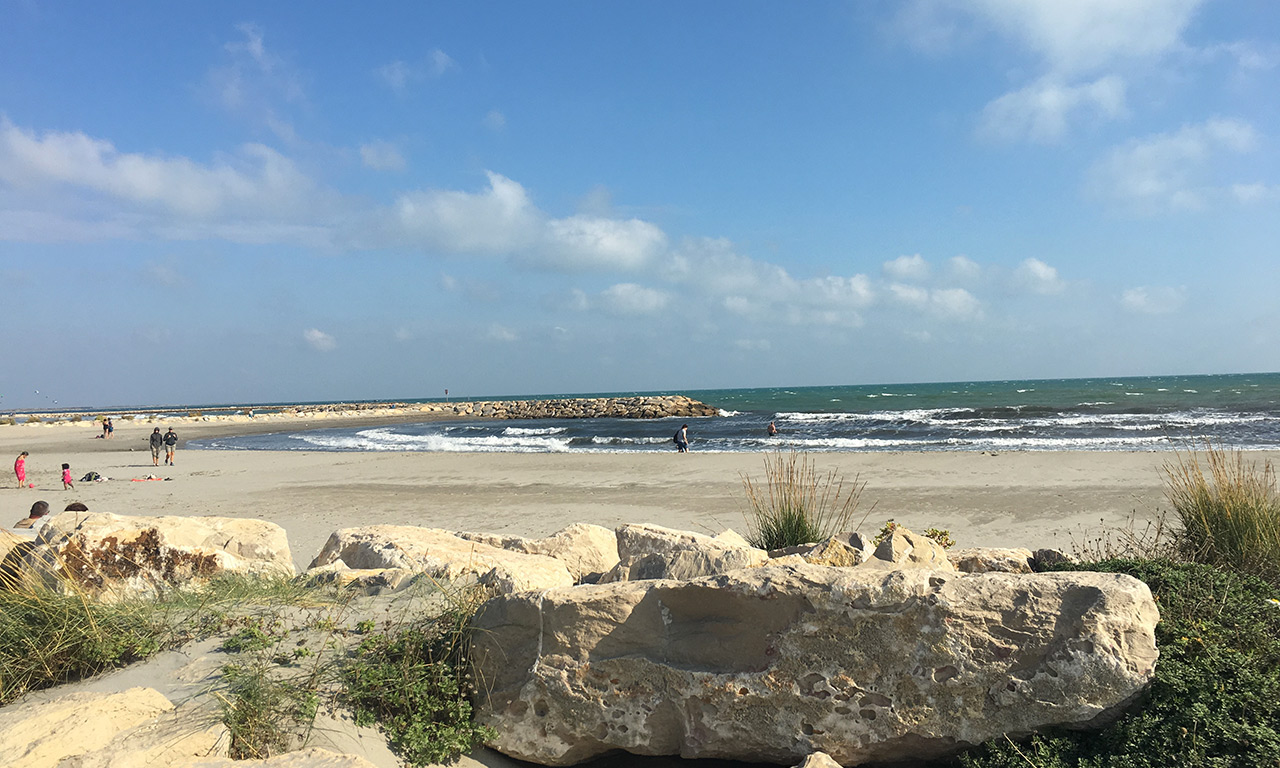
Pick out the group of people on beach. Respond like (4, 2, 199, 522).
(150, 427, 179, 466)
(13, 452, 78, 490)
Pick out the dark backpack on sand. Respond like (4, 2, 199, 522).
(81, 471, 101, 482)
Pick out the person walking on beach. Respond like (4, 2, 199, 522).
(61, 463, 74, 490)
(163, 428, 178, 465)
(674, 424, 689, 453)
(14, 451, 28, 488)
(149, 428, 163, 466)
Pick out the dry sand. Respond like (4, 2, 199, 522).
(1, 412, 1246, 569)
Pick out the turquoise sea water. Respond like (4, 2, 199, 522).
(190, 372, 1280, 453)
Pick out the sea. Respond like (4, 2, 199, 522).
(187, 372, 1280, 455)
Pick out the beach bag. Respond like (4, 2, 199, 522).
(673, 430, 680, 444)
(81, 471, 100, 482)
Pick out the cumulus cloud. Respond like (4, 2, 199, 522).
(360, 141, 406, 172)
(890, 283, 982, 319)
(883, 253, 930, 281)
(1014, 258, 1065, 294)
(600, 283, 670, 315)
(1121, 285, 1187, 314)
(1088, 118, 1259, 212)
(541, 215, 667, 271)
(395, 171, 540, 254)
(979, 75, 1125, 143)
(303, 328, 336, 351)
(0, 120, 333, 243)
(949, 255, 981, 280)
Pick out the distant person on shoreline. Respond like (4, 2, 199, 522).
(61, 463, 74, 490)
(768, 421, 778, 436)
(106, 418, 114, 439)
(14, 451, 28, 488)
(164, 428, 178, 465)
(674, 424, 689, 453)
(149, 428, 163, 466)
(101, 418, 109, 438)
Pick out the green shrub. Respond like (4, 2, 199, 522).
(740, 451, 869, 550)
(0, 582, 165, 704)
(954, 558, 1280, 767)
(342, 596, 495, 766)
(873, 520, 956, 549)
(220, 659, 319, 759)
(1165, 445, 1280, 582)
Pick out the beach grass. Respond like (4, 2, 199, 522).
(740, 451, 869, 550)
(1164, 444, 1280, 582)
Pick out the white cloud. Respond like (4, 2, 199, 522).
(734, 338, 772, 352)
(206, 24, 304, 141)
(394, 327, 414, 341)
(883, 253, 930, 281)
(949, 255, 981, 280)
(964, 0, 1204, 76)
(1121, 285, 1186, 314)
(360, 141, 406, 172)
(395, 171, 540, 254)
(377, 49, 458, 94)
(979, 75, 1125, 143)
(0, 120, 330, 235)
(1089, 118, 1259, 212)
(483, 110, 506, 131)
(600, 283, 670, 315)
(890, 283, 982, 319)
(541, 215, 667, 271)
(1014, 258, 1065, 294)
(1232, 183, 1276, 204)
(486, 324, 518, 342)
(303, 328, 336, 351)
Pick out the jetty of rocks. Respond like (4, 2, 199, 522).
(410, 394, 718, 420)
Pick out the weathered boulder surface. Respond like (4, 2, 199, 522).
(795, 533, 873, 567)
(61, 701, 226, 768)
(22, 513, 294, 599)
(0, 687, 201, 768)
(949, 547, 1035, 574)
(600, 524, 768, 583)
(860, 529, 954, 571)
(472, 565, 1159, 766)
(308, 525, 574, 593)
(454, 524, 620, 582)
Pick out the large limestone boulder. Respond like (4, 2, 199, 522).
(27, 513, 294, 599)
(454, 524, 620, 582)
(949, 547, 1034, 574)
(308, 525, 574, 593)
(798, 533, 873, 567)
(0, 687, 188, 768)
(61, 701, 226, 768)
(859, 528, 954, 571)
(471, 565, 1159, 766)
(600, 523, 769, 583)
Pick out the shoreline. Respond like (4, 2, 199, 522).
(3, 410, 1258, 572)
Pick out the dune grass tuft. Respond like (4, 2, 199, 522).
(1164, 444, 1280, 582)
(740, 451, 870, 550)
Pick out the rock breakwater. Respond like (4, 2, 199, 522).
(413, 394, 718, 420)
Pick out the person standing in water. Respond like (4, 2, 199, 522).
(674, 424, 690, 453)
(767, 421, 778, 436)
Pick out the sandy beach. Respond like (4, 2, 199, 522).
(1, 413, 1253, 570)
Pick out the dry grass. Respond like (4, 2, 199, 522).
(1164, 443, 1280, 581)
(740, 451, 870, 550)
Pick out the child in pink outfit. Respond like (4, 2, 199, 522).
(14, 451, 28, 488)
(62, 463, 74, 490)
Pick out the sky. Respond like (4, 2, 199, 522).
(1, 1, 1278, 410)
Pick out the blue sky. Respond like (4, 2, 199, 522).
(1, 1, 1277, 410)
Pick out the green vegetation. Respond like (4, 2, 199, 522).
(1166, 445, 1280, 582)
(740, 451, 869, 550)
(342, 599, 496, 766)
(874, 519, 956, 549)
(0, 580, 164, 705)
